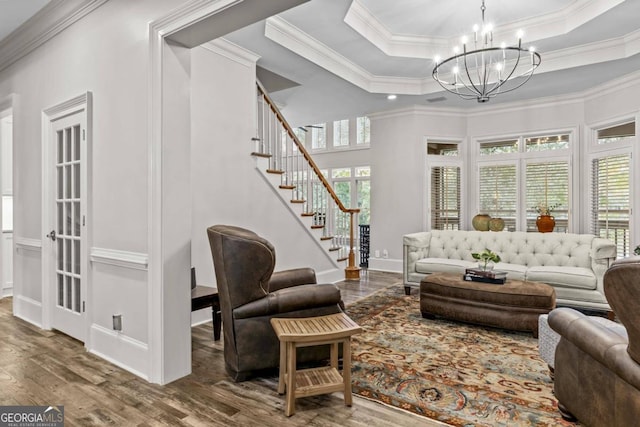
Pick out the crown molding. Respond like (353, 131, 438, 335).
(267, 9, 640, 99)
(200, 38, 261, 68)
(0, 0, 109, 73)
(344, 0, 624, 58)
(265, 16, 442, 95)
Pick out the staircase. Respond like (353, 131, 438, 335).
(252, 82, 360, 280)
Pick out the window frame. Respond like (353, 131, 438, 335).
(587, 117, 636, 258)
(474, 129, 575, 232)
(425, 138, 464, 231)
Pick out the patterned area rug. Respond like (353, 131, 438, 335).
(345, 284, 579, 427)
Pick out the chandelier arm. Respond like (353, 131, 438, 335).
(485, 47, 524, 97)
(486, 50, 542, 98)
(462, 51, 484, 99)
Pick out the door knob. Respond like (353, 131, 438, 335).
(46, 230, 56, 241)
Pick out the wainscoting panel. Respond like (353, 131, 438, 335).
(89, 323, 150, 381)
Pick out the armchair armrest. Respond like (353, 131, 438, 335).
(549, 308, 639, 387)
(403, 232, 431, 285)
(233, 283, 341, 319)
(268, 268, 317, 292)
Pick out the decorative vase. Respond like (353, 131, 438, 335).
(536, 215, 555, 233)
(489, 218, 505, 232)
(478, 262, 494, 271)
(472, 214, 491, 231)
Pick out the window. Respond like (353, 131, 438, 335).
(428, 142, 458, 156)
(477, 132, 571, 232)
(356, 167, 371, 225)
(333, 119, 349, 147)
(356, 116, 370, 145)
(591, 154, 630, 257)
(526, 162, 569, 231)
(479, 164, 517, 231)
(310, 124, 326, 149)
(293, 127, 306, 145)
(597, 122, 635, 145)
(431, 166, 460, 230)
(479, 139, 518, 155)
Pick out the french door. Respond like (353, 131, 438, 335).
(43, 95, 90, 343)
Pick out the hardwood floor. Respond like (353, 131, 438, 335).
(0, 270, 447, 426)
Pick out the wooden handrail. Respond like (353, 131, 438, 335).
(256, 82, 359, 215)
(256, 82, 360, 280)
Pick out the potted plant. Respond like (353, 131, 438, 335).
(471, 248, 501, 271)
(634, 245, 640, 256)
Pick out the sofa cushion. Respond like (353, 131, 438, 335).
(493, 263, 527, 281)
(527, 266, 596, 290)
(416, 258, 474, 274)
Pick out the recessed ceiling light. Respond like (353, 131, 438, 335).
(387, 94, 397, 100)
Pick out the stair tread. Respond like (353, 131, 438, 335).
(251, 152, 271, 158)
(267, 169, 284, 174)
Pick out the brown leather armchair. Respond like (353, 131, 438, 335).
(207, 224, 344, 381)
(549, 256, 640, 426)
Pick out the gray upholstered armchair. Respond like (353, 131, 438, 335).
(549, 256, 640, 425)
(207, 225, 344, 381)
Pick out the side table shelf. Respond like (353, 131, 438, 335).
(271, 313, 363, 416)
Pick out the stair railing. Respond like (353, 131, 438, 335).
(254, 82, 360, 280)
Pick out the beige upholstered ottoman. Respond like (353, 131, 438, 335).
(538, 312, 627, 377)
(420, 272, 556, 337)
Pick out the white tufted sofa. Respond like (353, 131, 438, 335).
(403, 230, 617, 311)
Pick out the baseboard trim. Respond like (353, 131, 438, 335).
(89, 323, 150, 381)
(13, 295, 42, 327)
(368, 258, 402, 273)
(90, 247, 148, 271)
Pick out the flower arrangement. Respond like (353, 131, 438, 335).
(534, 202, 559, 216)
(471, 248, 501, 271)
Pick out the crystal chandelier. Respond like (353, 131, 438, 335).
(432, 0, 541, 103)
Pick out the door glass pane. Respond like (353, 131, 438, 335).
(57, 274, 64, 306)
(57, 167, 63, 199)
(57, 203, 63, 234)
(66, 276, 72, 309)
(74, 240, 80, 274)
(73, 164, 80, 198)
(74, 278, 81, 313)
(65, 202, 71, 235)
(65, 239, 71, 273)
(57, 239, 63, 270)
(65, 128, 71, 162)
(57, 130, 64, 163)
(74, 125, 81, 161)
(74, 203, 80, 236)
(65, 165, 71, 198)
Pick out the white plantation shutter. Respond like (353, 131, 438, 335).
(430, 166, 460, 230)
(591, 154, 630, 257)
(526, 161, 569, 231)
(479, 164, 517, 230)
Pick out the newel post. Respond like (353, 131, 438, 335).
(345, 211, 361, 280)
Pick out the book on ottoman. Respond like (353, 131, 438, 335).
(463, 268, 508, 284)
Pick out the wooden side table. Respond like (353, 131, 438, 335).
(270, 313, 362, 416)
